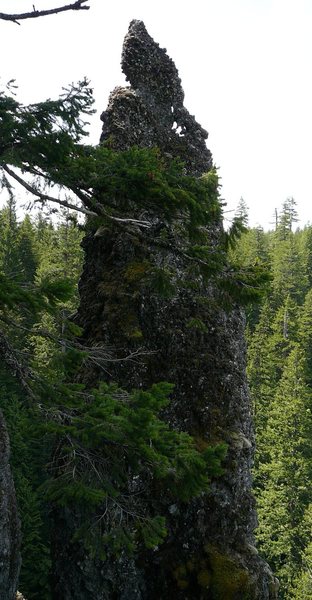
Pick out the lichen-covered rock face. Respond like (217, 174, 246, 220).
(0, 411, 20, 600)
(52, 20, 278, 599)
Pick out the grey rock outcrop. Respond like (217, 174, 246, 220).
(100, 20, 212, 177)
(0, 410, 20, 600)
(52, 20, 278, 599)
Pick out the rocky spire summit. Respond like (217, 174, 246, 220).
(101, 20, 212, 176)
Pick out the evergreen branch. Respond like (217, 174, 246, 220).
(111, 221, 218, 269)
(23, 166, 120, 213)
(0, 1, 90, 25)
(0, 328, 36, 400)
(2, 165, 98, 217)
(0, 315, 155, 367)
(0, 315, 61, 344)
(3, 166, 152, 228)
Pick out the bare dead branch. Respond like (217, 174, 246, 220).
(0, 0, 90, 25)
(80, 345, 158, 367)
(0, 315, 156, 369)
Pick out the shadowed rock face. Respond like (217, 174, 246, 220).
(0, 411, 20, 600)
(52, 20, 278, 599)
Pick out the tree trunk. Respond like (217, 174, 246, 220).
(0, 410, 20, 600)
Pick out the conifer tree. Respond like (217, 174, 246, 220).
(238, 212, 312, 599)
(277, 197, 299, 239)
(291, 539, 312, 599)
(298, 288, 312, 386)
(256, 346, 312, 596)
(247, 300, 276, 471)
(0, 196, 21, 277)
(235, 196, 249, 226)
(302, 225, 312, 287)
(16, 214, 38, 284)
(270, 232, 304, 305)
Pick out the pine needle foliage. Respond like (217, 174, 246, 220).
(0, 80, 268, 306)
(0, 366, 51, 598)
(0, 79, 94, 169)
(236, 220, 312, 599)
(0, 271, 74, 314)
(38, 378, 227, 555)
(0, 80, 268, 580)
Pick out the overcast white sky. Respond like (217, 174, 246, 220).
(1, 0, 312, 228)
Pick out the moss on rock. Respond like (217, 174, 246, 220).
(205, 545, 253, 600)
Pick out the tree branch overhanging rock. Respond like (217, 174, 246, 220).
(2, 164, 98, 217)
(2, 165, 152, 228)
(0, 1, 90, 25)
